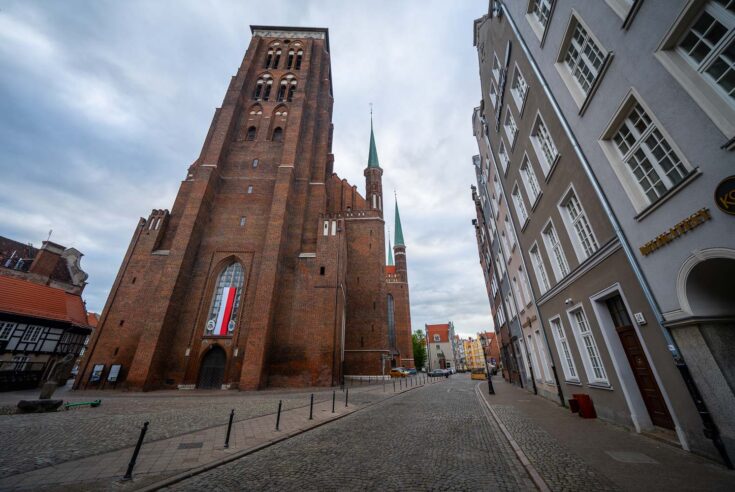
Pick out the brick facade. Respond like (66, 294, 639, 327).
(77, 26, 413, 391)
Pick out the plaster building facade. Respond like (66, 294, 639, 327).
(425, 323, 457, 371)
(78, 26, 413, 392)
(472, 1, 733, 464)
(479, 330, 502, 369)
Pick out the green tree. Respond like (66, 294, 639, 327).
(412, 330, 427, 370)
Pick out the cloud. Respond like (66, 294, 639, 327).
(0, 0, 493, 341)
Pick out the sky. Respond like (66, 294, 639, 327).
(0, 0, 492, 339)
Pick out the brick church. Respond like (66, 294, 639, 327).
(77, 26, 414, 391)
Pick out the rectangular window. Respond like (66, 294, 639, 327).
(505, 216, 517, 250)
(493, 175, 503, 200)
(530, 244, 551, 294)
(531, 116, 558, 175)
(570, 308, 608, 384)
(240, 216, 247, 227)
(489, 79, 499, 108)
(506, 293, 517, 319)
(21, 325, 43, 343)
(542, 221, 570, 281)
(678, 3, 735, 107)
(252, 158, 259, 168)
(550, 317, 578, 381)
(492, 53, 501, 82)
(520, 155, 541, 204)
(12, 355, 29, 372)
(511, 66, 529, 111)
(501, 231, 511, 260)
(247, 185, 253, 194)
(563, 18, 606, 96)
(512, 276, 525, 309)
(498, 140, 510, 173)
(612, 102, 691, 204)
(504, 110, 519, 148)
(519, 267, 532, 305)
(497, 304, 506, 326)
(0, 322, 16, 341)
(511, 184, 529, 225)
(530, 0, 553, 31)
(528, 334, 543, 382)
(561, 191, 598, 260)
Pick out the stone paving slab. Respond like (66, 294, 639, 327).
(479, 377, 735, 492)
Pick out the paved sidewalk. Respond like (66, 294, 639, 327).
(478, 377, 735, 492)
(0, 378, 438, 491)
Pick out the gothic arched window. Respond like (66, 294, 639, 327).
(276, 80, 288, 102)
(286, 49, 295, 69)
(272, 127, 284, 142)
(295, 48, 304, 70)
(264, 48, 273, 69)
(272, 49, 281, 69)
(387, 294, 396, 349)
(253, 74, 273, 101)
(287, 79, 297, 102)
(246, 126, 257, 141)
(205, 262, 244, 336)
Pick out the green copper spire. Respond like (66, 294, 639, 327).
(367, 114, 380, 169)
(387, 236, 394, 266)
(394, 199, 405, 246)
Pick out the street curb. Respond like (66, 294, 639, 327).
(135, 383, 430, 491)
(475, 382, 551, 492)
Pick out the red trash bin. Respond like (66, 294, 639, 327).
(568, 398, 580, 413)
(572, 393, 596, 419)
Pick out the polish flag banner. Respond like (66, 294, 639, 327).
(215, 286, 236, 336)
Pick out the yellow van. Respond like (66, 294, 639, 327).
(470, 368, 487, 380)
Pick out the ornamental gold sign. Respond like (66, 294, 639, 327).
(639, 208, 711, 256)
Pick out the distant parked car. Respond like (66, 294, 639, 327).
(390, 368, 408, 378)
(428, 369, 445, 377)
(406, 368, 417, 375)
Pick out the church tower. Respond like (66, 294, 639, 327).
(364, 117, 384, 216)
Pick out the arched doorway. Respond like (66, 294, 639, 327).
(198, 346, 226, 389)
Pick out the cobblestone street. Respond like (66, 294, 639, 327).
(167, 376, 534, 491)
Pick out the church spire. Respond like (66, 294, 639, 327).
(387, 236, 394, 266)
(394, 198, 405, 247)
(367, 110, 380, 169)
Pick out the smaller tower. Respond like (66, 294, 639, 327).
(364, 115, 384, 216)
(394, 198, 407, 282)
(387, 236, 394, 266)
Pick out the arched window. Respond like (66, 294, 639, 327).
(287, 79, 297, 102)
(253, 74, 273, 101)
(205, 262, 244, 336)
(387, 294, 396, 349)
(276, 80, 288, 102)
(295, 49, 304, 70)
(272, 127, 283, 142)
(286, 49, 295, 69)
(272, 49, 281, 69)
(246, 126, 257, 141)
(264, 49, 273, 69)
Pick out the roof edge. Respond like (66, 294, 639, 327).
(250, 25, 330, 53)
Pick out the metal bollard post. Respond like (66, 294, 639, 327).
(309, 394, 314, 420)
(345, 388, 349, 407)
(275, 400, 282, 431)
(393, 380, 396, 392)
(224, 409, 235, 448)
(332, 390, 336, 413)
(122, 421, 149, 481)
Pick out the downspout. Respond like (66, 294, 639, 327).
(498, 1, 731, 468)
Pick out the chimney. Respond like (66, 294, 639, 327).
(28, 241, 65, 282)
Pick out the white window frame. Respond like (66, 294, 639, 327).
(492, 52, 501, 82)
(599, 90, 698, 214)
(505, 215, 517, 250)
(549, 316, 579, 382)
(656, 1, 735, 138)
(542, 219, 570, 281)
(519, 153, 542, 206)
(433, 334, 441, 342)
(554, 12, 609, 108)
(526, 0, 554, 42)
(0, 322, 16, 341)
(530, 113, 559, 177)
(498, 139, 510, 174)
(510, 63, 529, 113)
(567, 304, 609, 385)
(511, 183, 530, 227)
(12, 355, 30, 372)
(504, 110, 519, 149)
(528, 334, 543, 382)
(605, 0, 635, 21)
(512, 276, 525, 310)
(529, 242, 551, 294)
(489, 79, 499, 108)
(21, 325, 43, 343)
(558, 186, 599, 262)
(519, 266, 533, 306)
(497, 304, 506, 326)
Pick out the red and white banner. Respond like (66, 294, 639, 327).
(214, 286, 236, 336)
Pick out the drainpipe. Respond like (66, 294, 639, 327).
(498, 0, 731, 468)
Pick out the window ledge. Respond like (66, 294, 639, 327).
(530, 192, 543, 212)
(520, 217, 530, 232)
(564, 379, 583, 386)
(634, 168, 702, 222)
(588, 382, 613, 391)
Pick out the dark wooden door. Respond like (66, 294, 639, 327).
(606, 296, 674, 430)
(198, 346, 226, 389)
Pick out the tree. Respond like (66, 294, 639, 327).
(412, 330, 427, 370)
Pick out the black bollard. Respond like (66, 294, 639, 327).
(332, 390, 336, 413)
(393, 380, 396, 392)
(309, 394, 314, 420)
(224, 409, 235, 448)
(275, 400, 282, 431)
(122, 421, 149, 481)
(345, 388, 349, 407)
